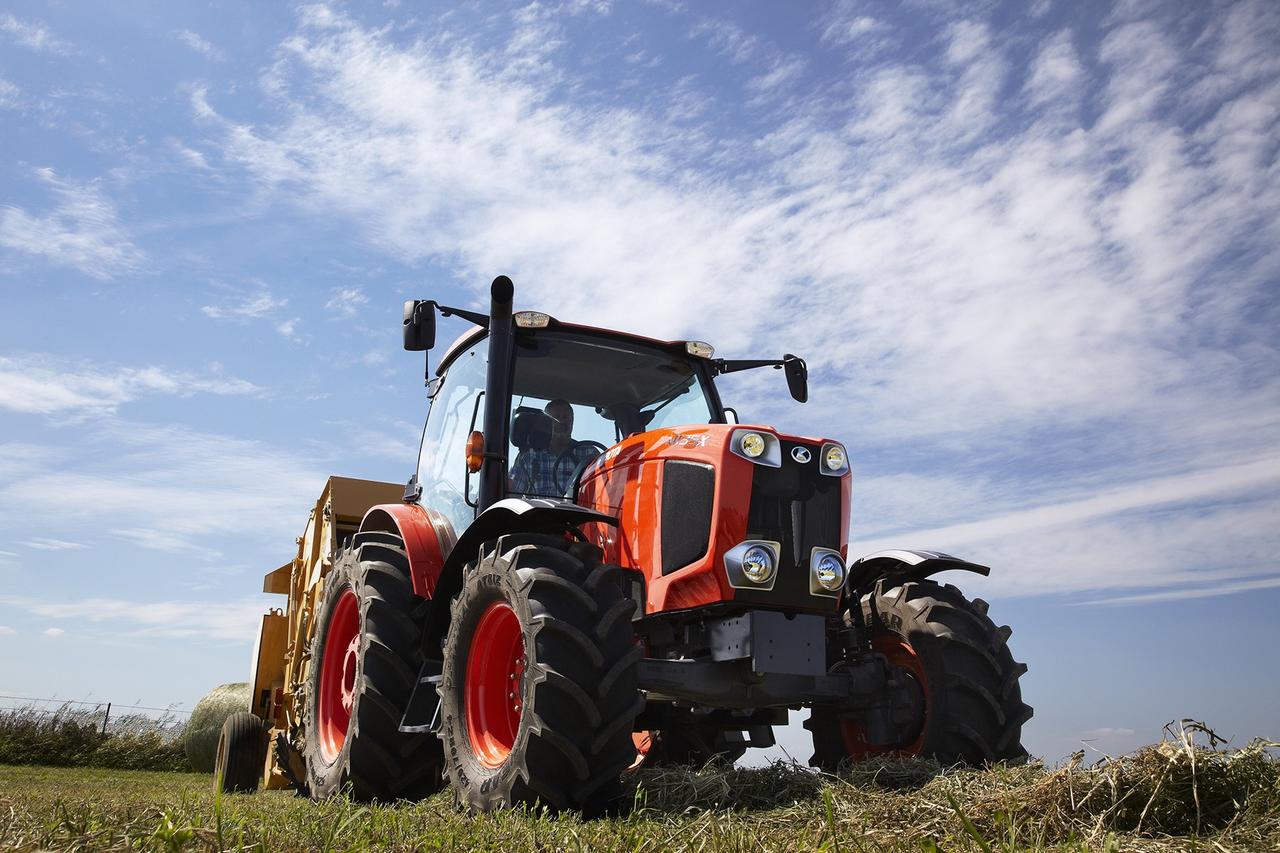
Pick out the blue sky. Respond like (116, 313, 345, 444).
(1, 0, 1277, 765)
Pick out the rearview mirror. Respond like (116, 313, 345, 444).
(783, 354, 808, 403)
(403, 300, 436, 351)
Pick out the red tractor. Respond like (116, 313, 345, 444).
(218, 276, 1030, 812)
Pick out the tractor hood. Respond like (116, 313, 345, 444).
(575, 423, 852, 615)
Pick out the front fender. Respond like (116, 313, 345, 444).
(421, 497, 618, 654)
(846, 548, 990, 594)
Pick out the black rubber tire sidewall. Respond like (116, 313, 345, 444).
(439, 536, 642, 814)
(808, 579, 1031, 768)
(214, 712, 264, 794)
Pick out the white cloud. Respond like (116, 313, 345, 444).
(1, 595, 265, 643)
(0, 75, 20, 109)
(0, 169, 145, 279)
(112, 529, 224, 561)
(189, 4, 1280, 600)
(0, 355, 263, 416)
(177, 29, 224, 61)
(0, 419, 327, 545)
(20, 538, 88, 552)
(0, 626, 15, 636)
(0, 13, 73, 54)
(42, 627, 64, 638)
(201, 291, 287, 320)
(325, 286, 368, 317)
(275, 317, 302, 340)
(202, 287, 304, 342)
(1082, 727, 1136, 740)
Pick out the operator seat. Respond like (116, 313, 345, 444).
(511, 407, 553, 451)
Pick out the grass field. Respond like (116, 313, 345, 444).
(1, 726, 1277, 852)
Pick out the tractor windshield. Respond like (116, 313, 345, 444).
(508, 330, 718, 498)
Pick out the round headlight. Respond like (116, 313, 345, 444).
(814, 553, 845, 591)
(824, 444, 846, 471)
(739, 432, 766, 458)
(741, 545, 775, 584)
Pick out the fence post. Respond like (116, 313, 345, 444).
(101, 702, 111, 735)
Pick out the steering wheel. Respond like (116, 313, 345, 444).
(554, 440, 608, 496)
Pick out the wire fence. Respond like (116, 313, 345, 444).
(0, 693, 190, 738)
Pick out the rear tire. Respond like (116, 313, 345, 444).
(807, 579, 1032, 769)
(439, 534, 643, 813)
(303, 534, 445, 801)
(214, 712, 266, 794)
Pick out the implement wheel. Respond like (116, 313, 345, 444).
(807, 579, 1032, 769)
(303, 534, 445, 801)
(214, 712, 266, 794)
(439, 534, 643, 814)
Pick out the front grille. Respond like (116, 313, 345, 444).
(741, 441, 842, 607)
(661, 460, 715, 575)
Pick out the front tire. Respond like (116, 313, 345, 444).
(807, 579, 1032, 769)
(439, 534, 643, 813)
(303, 534, 445, 801)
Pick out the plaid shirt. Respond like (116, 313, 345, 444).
(509, 444, 599, 497)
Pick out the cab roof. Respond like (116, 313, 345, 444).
(436, 312, 711, 376)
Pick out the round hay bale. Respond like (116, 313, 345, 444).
(183, 682, 252, 773)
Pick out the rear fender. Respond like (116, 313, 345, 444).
(358, 503, 450, 598)
(846, 548, 990, 595)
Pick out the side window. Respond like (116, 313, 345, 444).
(417, 339, 488, 540)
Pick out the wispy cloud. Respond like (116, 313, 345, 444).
(202, 286, 303, 341)
(0, 595, 266, 643)
(0, 76, 20, 109)
(20, 538, 88, 552)
(324, 286, 368, 317)
(1081, 727, 1136, 740)
(0, 355, 262, 416)
(187, 2, 1280, 600)
(0, 419, 327, 546)
(176, 29, 224, 62)
(0, 13, 73, 55)
(0, 169, 145, 279)
(201, 290, 286, 320)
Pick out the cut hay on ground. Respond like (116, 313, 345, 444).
(629, 721, 1280, 850)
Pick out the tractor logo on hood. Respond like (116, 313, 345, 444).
(791, 446, 812, 464)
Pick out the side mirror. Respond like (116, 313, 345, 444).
(783, 354, 808, 403)
(403, 300, 436, 351)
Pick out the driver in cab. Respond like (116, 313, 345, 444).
(509, 399, 600, 497)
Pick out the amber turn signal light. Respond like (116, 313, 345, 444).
(466, 430, 484, 473)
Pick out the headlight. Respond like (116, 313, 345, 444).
(741, 545, 775, 584)
(823, 444, 846, 471)
(739, 432, 766, 458)
(819, 441, 849, 476)
(813, 552, 845, 591)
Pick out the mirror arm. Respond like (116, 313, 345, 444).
(437, 304, 490, 327)
(712, 358, 786, 375)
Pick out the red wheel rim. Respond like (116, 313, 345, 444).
(840, 633, 928, 759)
(318, 586, 360, 764)
(465, 601, 526, 768)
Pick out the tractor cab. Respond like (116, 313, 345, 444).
(404, 288, 845, 619)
